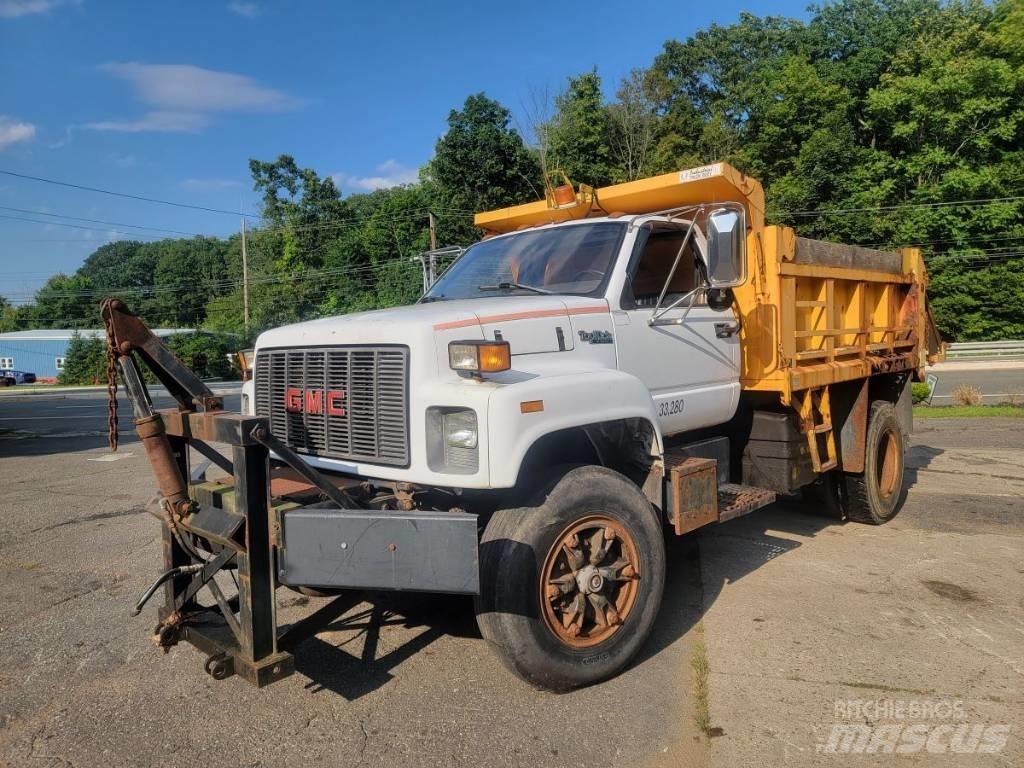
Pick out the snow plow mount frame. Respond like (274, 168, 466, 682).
(101, 299, 361, 687)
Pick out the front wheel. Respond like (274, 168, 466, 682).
(475, 465, 666, 691)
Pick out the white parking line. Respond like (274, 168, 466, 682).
(88, 452, 135, 462)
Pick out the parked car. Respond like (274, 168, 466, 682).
(0, 369, 37, 385)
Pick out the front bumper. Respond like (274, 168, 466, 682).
(277, 505, 479, 594)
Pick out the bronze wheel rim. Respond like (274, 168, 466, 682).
(540, 515, 641, 648)
(877, 429, 900, 500)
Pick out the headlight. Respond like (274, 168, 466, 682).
(443, 409, 478, 448)
(448, 340, 511, 374)
(427, 407, 479, 474)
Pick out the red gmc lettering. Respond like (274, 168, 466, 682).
(305, 390, 322, 414)
(284, 388, 346, 415)
(327, 390, 347, 417)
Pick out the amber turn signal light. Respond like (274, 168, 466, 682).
(449, 340, 511, 374)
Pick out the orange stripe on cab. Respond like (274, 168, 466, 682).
(433, 304, 607, 331)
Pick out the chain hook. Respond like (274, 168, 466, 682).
(100, 298, 120, 453)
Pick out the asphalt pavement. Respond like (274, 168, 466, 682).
(927, 363, 1024, 402)
(0, 388, 242, 446)
(0, 388, 1020, 766)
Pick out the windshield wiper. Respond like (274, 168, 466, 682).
(478, 281, 552, 295)
(419, 295, 448, 303)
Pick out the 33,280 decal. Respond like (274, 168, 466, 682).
(657, 398, 685, 417)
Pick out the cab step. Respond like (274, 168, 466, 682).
(718, 483, 777, 523)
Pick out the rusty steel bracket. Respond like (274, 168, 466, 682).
(249, 423, 359, 510)
(101, 298, 223, 412)
(102, 299, 393, 688)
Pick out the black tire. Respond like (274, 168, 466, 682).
(838, 400, 905, 525)
(475, 465, 666, 691)
(800, 471, 845, 519)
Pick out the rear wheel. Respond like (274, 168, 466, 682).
(806, 400, 905, 525)
(475, 465, 665, 691)
(843, 400, 905, 524)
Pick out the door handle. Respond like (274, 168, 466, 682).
(714, 321, 741, 338)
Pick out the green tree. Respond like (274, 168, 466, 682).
(427, 93, 541, 243)
(547, 70, 615, 187)
(57, 332, 107, 385)
(32, 273, 97, 329)
(165, 332, 238, 380)
(608, 69, 657, 181)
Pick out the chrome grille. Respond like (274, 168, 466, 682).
(254, 346, 409, 466)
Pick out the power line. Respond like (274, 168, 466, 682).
(0, 203, 465, 242)
(0, 212, 193, 240)
(777, 194, 1024, 218)
(1, 255, 424, 302)
(0, 205, 203, 237)
(866, 232, 1024, 249)
(0, 169, 263, 219)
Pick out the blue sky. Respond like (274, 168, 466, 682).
(0, 0, 808, 301)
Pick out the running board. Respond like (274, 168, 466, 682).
(718, 483, 777, 523)
(666, 456, 777, 533)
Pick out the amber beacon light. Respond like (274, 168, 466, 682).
(449, 340, 511, 375)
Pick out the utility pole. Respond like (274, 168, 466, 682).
(241, 216, 249, 335)
(427, 212, 439, 287)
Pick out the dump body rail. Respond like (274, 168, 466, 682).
(733, 226, 939, 403)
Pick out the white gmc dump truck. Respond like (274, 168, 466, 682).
(109, 163, 940, 690)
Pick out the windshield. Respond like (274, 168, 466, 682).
(423, 221, 626, 301)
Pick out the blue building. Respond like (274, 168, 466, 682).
(0, 328, 195, 381)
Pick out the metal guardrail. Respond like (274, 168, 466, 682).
(945, 340, 1024, 360)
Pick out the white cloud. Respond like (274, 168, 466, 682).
(85, 62, 301, 135)
(0, 0, 79, 17)
(332, 160, 419, 193)
(180, 178, 242, 191)
(98, 62, 299, 113)
(0, 116, 35, 149)
(0, 0, 57, 17)
(227, 2, 260, 17)
(85, 110, 209, 134)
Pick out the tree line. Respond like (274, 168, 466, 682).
(2, 0, 1021, 344)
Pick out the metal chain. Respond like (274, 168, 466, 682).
(101, 301, 119, 452)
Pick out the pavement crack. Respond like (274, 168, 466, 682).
(29, 730, 76, 768)
(355, 717, 370, 766)
(27, 507, 145, 535)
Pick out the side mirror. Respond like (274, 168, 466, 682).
(704, 208, 746, 288)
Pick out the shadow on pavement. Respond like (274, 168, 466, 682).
(289, 593, 477, 700)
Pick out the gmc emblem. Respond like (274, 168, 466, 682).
(284, 388, 347, 416)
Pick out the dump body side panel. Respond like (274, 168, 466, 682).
(733, 225, 934, 403)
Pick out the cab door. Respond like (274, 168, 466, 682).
(612, 220, 741, 436)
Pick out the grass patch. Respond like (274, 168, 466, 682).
(914, 404, 1024, 418)
(691, 622, 714, 738)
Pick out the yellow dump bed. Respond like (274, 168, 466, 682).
(734, 227, 940, 403)
(475, 163, 941, 404)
